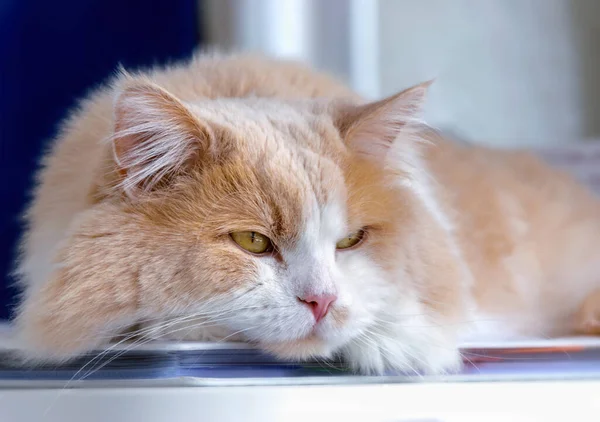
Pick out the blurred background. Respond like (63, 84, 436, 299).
(2, 0, 600, 318)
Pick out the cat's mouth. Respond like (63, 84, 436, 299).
(254, 311, 354, 360)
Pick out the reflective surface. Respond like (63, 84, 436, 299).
(1, 335, 599, 388)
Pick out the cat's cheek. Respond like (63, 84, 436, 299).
(13, 204, 151, 362)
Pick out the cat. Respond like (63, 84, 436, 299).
(12, 51, 600, 375)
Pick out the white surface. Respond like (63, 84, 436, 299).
(2, 322, 599, 420)
(1, 381, 599, 422)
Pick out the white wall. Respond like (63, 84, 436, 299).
(377, 0, 593, 147)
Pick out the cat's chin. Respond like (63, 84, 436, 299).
(259, 336, 341, 362)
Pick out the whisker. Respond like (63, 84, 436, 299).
(61, 307, 256, 389)
(79, 314, 247, 380)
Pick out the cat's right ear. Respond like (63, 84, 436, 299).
(112, 79, 213, 197)
(333, 81, 431, 162)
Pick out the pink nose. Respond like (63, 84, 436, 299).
(298, 294, 337, 323)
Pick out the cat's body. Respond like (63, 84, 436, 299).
(14, 52, 600, 374)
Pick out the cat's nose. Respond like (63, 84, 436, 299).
(298, 294, 337, 323)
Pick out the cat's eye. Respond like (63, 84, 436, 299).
(336, 229, 366, 250)
(230, 231, 273, 255)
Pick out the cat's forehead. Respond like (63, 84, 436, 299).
(253, 137, 348, 226)
(189, 97, 346, 156)
(169, 97, 354, 243)
(193, 97, 348, 197)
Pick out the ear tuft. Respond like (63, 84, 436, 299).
(334, 81, 432, 160)
(111, 78, 210, 196)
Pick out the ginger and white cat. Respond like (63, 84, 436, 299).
(13, 52, 600, 374)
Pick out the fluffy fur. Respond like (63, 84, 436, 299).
(13, 52, 600, 375)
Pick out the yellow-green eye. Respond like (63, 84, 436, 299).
(230, 231, 273, 255)
(336, 229, 366, 250)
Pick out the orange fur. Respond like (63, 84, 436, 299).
(427, 140, 600, 337)
(13, 51, 600, 373)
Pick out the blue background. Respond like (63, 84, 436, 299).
(0, 0, 201, 319)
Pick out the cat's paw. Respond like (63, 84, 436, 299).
(341, 329, 462, 375)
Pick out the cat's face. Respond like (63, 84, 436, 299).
(148, 119, 413, 358)
(17, 78, 466, 374)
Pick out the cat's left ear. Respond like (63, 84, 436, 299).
(334, 81, 431, 160)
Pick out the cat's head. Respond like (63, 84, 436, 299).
(16, 75, 467, 373)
